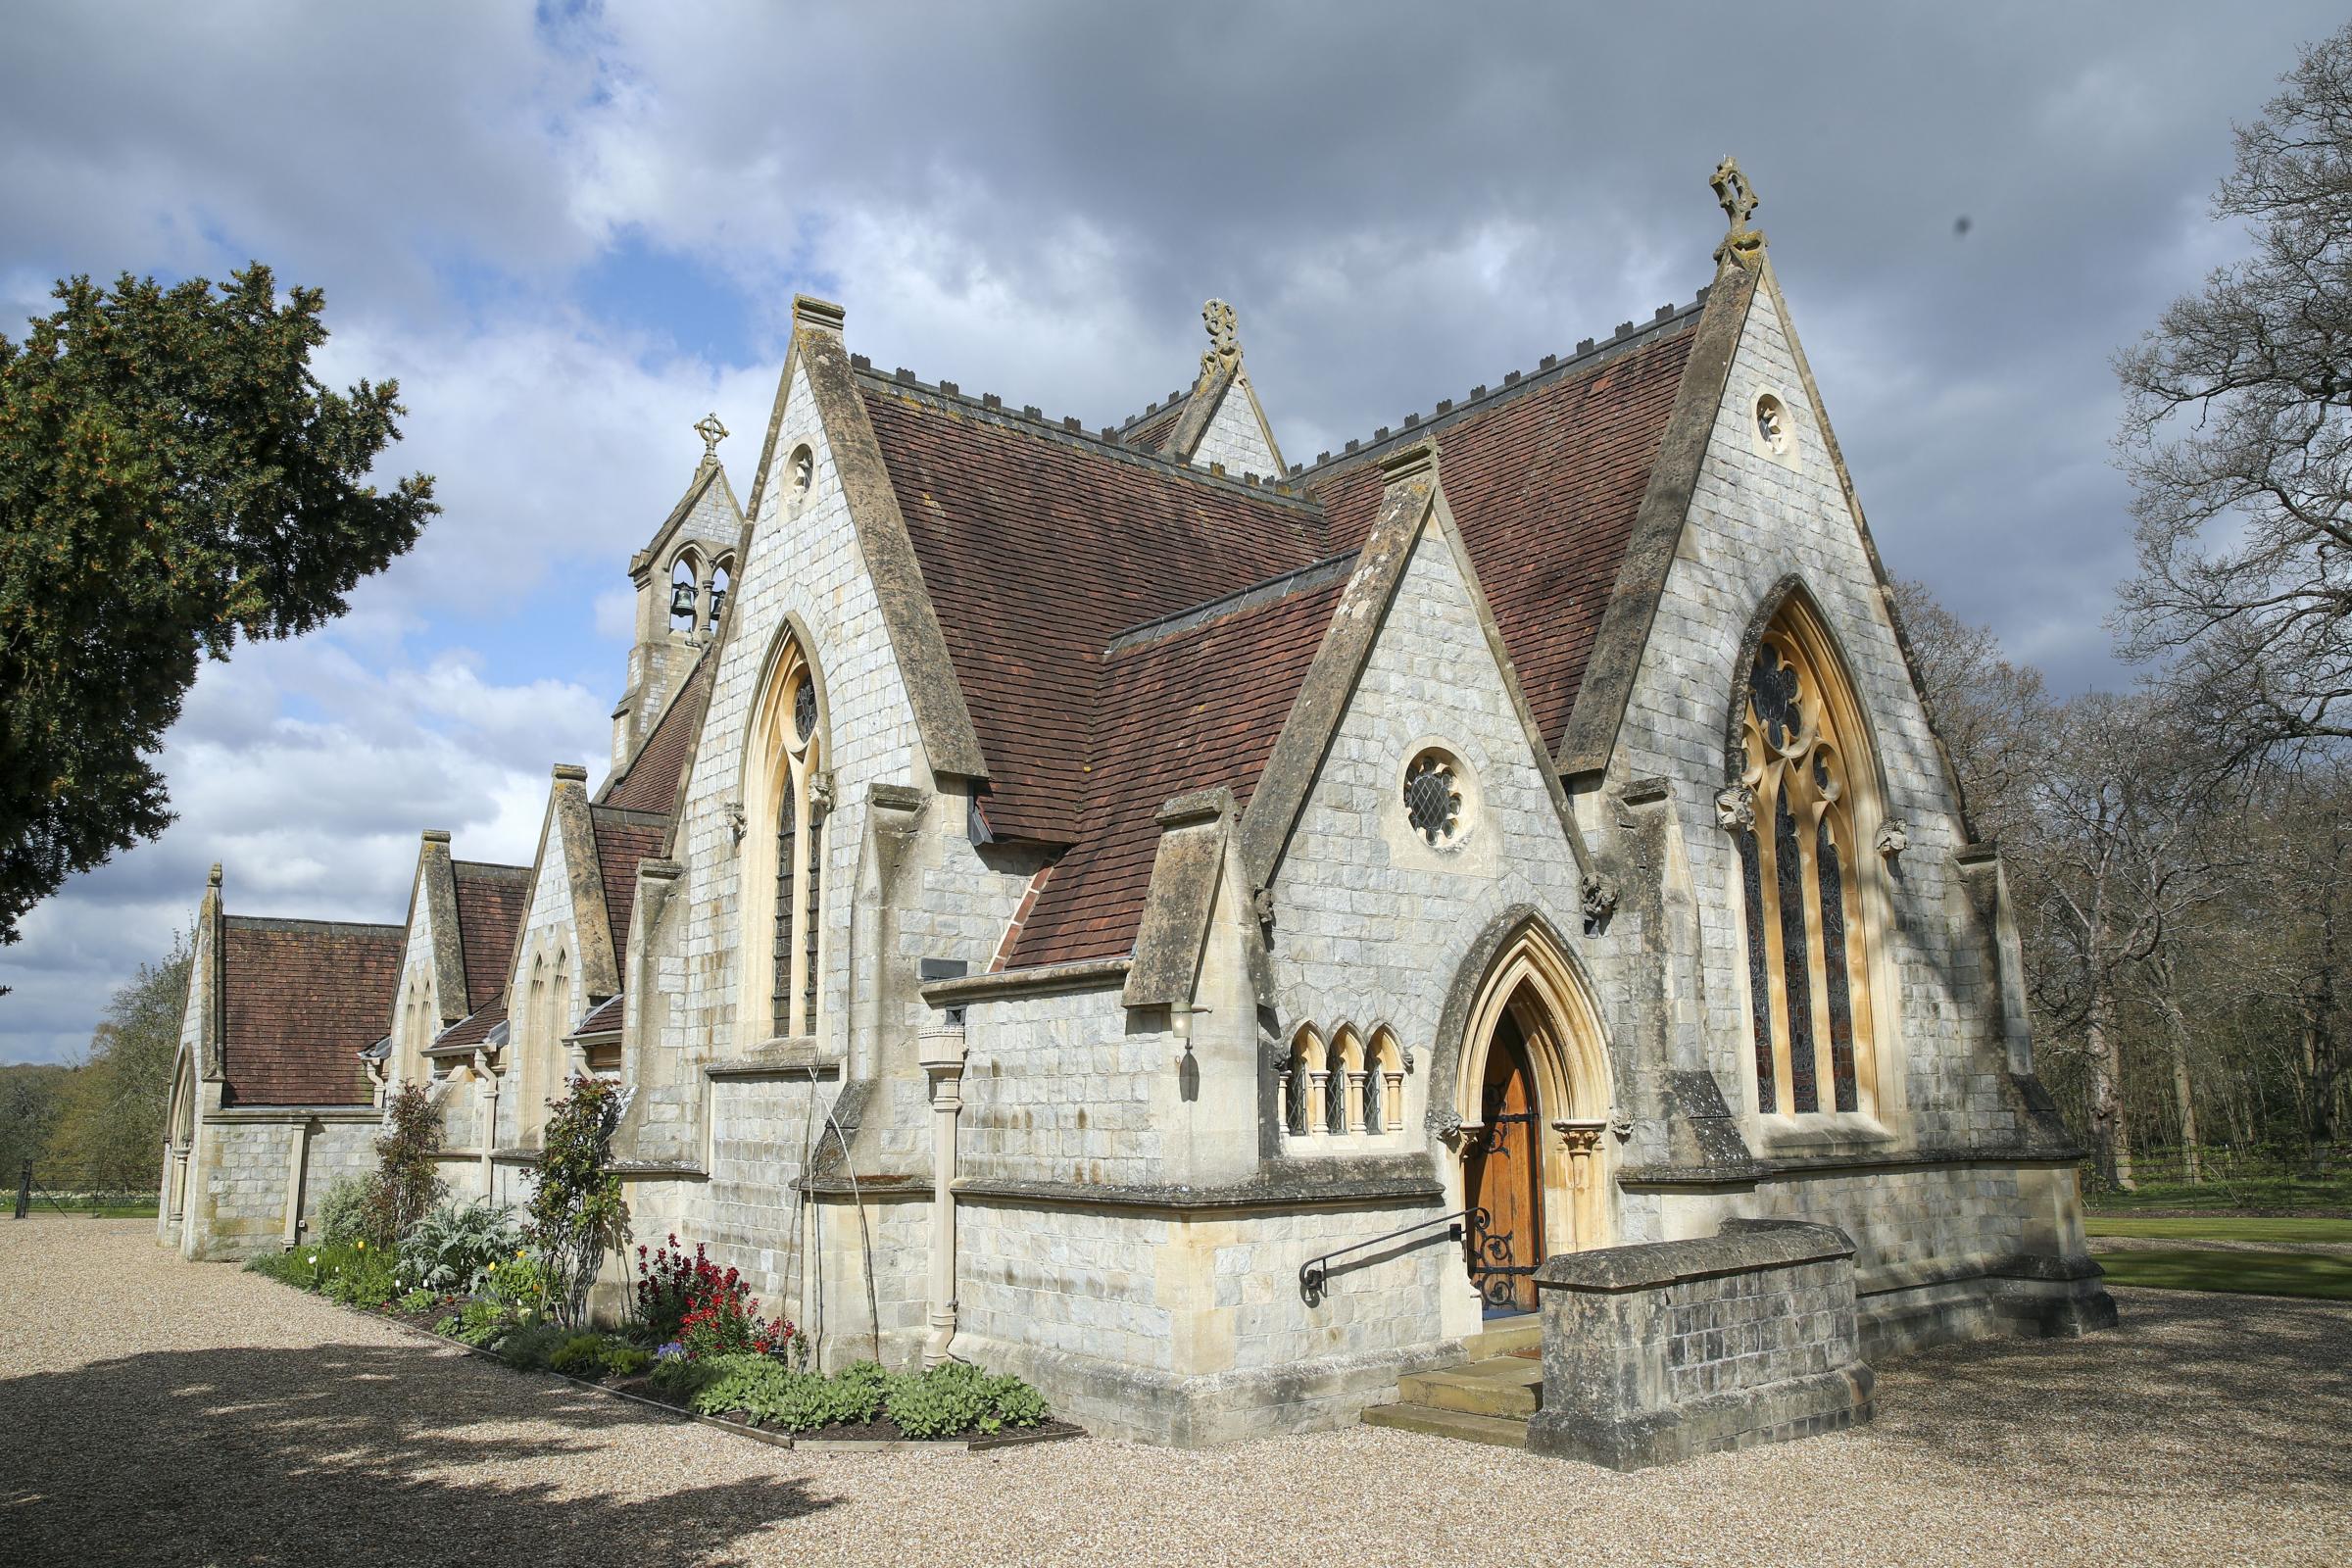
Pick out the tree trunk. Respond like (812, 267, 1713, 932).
(2086, 981, 2133, 1191)
(2145, 950, 2200, 1182)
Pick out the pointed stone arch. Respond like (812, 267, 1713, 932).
(1449, 917, 1617, 1278)
(738, 616, 833, 1046)
(1722, 574, 1898, 1122)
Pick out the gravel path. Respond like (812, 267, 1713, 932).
(5, 1219, 2346, 1568)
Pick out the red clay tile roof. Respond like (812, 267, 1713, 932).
(1118, 400, 1187, 454)
(219, 916, 403, 1105)
(1304, 318, 1699, 753)
(602, 643, 715, 814)
(1006, 568, 1347, 967)
(860, 377, 1327, 843)
(567, 993, 624, 1040)
(589, 807, 669, 960)
(858, 302, 1703, 970)
(430, 997, 505, 1054)
(450, 860, 529, 1014)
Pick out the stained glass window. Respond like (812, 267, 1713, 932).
(773, 784, 796, 1039)
(1734, 612, 1876, 1118)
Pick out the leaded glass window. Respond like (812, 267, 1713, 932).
(1403, 751, 1463, 844)
(1733, 616, 1874, 1117)
(754, 644, 825, 1042)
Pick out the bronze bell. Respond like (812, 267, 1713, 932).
(668, 578, 696, 621)
(708, 586, 727, 629)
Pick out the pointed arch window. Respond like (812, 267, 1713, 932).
(1731, 607, 1880, 1118)
(748, 635, 828, 1041)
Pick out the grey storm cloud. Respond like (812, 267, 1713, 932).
(0, 0, 2342, 1060)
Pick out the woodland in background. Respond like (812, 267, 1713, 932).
(0, 938, 186, 1195)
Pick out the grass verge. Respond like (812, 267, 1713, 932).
(2097, 1248, 2352, 1301)
(2085, 1215, 2352, 1245)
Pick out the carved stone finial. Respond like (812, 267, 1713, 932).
(1715, 783, 1755, 832)
(693, 412, 729, 465)
(1200, 298, 1241, 381)
(1710, 156, 1766, 270)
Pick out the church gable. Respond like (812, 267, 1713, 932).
(1263, 480, 1588, 1073)
(1606, 264, 1998, 1145)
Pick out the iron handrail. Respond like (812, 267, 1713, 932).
(1298, 1209, 1463, 1305)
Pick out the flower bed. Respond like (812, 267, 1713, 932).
(248, 1223, 1071, 1447)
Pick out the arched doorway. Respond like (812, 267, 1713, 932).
(1464, 1010, 1544, 1310)
(1453, 924, 1614, 1316)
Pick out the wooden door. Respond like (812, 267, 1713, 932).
(1464, 1016, 1544, 1313)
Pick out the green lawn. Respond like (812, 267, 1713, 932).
(2095, 1248, 2352, 1301)
(2085, 1172, 2352, 1213)
(2086, 1215, 2352, 1245)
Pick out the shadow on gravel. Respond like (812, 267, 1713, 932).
(1867, 1287, 2352, 1502)
(0, 1339, 833, 1566)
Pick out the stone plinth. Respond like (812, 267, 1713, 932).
(1526, 1218, 1873, 1470)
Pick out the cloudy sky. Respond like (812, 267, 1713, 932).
(0, 1, 2337, 1063)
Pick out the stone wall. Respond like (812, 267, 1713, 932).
(181, 1112, 377, 1261)
(1526, 1218, 1872, 1470)
(954, 1195, 1461, 1445)
(1189, 374, 1280, 479)
(960, 986, 1166, 1186)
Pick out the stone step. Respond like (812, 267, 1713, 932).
(1462, 1314, 1541, 1360)
(1362, 1400, 1529, 1448)
(1397, 1356, 1544, 1418)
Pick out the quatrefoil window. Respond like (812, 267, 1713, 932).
(1403, 751, 1464, 845)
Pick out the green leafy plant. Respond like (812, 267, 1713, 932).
(364, 1082, 445, 1248)
(528, 1074, 629, 1327)
(602, 1343, 651, 1379)
(453, 1298, 510, 1348)
(650, 1350, 717, 1399)
(499, 1322, 570, 1371)
(316, 1175, 370, 1248)
(885, 1360, 994, 1439)
(432, 1313, 461, 1337)
(547, 1334, 612, 1377)
(393, 1288, 439, 1315)
(484, 1249, 548, 1322)
(400, 1197, 521, 1294)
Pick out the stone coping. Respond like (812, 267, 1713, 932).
(920, 956, 1129, 1006)
(204, 1104, 379, 1124)
(704, 1041, 843, 1078)
(1618, 1142, 2088, 1189)
(956, 1163, 1444, 1213)
(1535, 1219, 1852, 1295)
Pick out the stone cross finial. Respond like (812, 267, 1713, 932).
(694, 412, 729, 465)
(1200, 298, 1241, 380)
(1711, 156, 1766, 270)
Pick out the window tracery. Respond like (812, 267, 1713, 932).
(749, 636, 826, 1041)
(1732, 615, 1875, 1117)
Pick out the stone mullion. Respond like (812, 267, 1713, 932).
(1754, 761, 1794, 1116)
(1797, 790, 1838, 1114)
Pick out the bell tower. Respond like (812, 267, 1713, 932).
(612, 416, 745, 770)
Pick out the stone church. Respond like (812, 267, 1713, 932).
(160, 165, 2113, 1446)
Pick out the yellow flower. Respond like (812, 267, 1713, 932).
(357, 1241, 367, 1251)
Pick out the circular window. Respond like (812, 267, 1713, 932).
(793, 677, 818, 745)
(1402, 751, 1464, 845)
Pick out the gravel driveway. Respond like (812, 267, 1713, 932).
(4, 1218, 2346, 1567)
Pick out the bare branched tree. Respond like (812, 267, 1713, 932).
(2115, 24, 2352, 762)
(1889, 578, 2051, 844)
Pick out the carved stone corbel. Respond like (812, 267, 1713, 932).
(1581, 872, 1621, 935)
(1876, 819, 1910, 859)
(1715, 783, 1755, 831)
